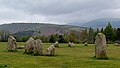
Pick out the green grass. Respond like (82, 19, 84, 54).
(0, 42, 120, 68)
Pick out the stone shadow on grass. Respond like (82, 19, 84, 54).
(90, 56, 120, 61)
(3, 50, 18, 53)
(91, 56, 109, 60)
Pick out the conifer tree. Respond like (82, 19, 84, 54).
(104, 22, 114, 41)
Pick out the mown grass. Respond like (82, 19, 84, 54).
(0, 42, 120, 68)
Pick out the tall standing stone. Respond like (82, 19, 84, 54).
(33, 39, 43, 56)
(24, 37, 35, 54)
(7, 36, 18, 52)
(95, 33, 108, 59)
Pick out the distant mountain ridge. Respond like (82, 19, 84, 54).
(82, 18, 120, 28)
(0, 23, 86, 36)
(69, 18, 120, 28)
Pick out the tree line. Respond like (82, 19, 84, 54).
(0, 22, 120, 43)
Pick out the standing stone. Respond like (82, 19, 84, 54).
(24, 37, 35, 54)
(114, 43, 119, 46)
(84, 42, 88, 46)
(95, 33, 108, 59)
(68, 42, 75, 47)
(53, 41, 59, 47)
(33, 39, 43, 56)
(7, 36, 18, 52)
(45, 45, 55, 56)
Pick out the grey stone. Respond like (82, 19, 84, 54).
(95, 33, 108, 59)
(7, 36, 18, 52)
(24, 37, 35, 54)
(33, 39, 43, 56)
(53, 41, 59, 47)
(68, 42, 75, 47)
(84, 42, 88, 46)
(45, 45, 55, 56)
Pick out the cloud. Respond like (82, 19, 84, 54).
(0, 0, 120, 24)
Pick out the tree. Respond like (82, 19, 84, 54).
(58, 35, 65, 43)
(104, 22, 114, 42)
(113, 28, 117, 41)
(116, 28, 120, 40)
(80, 29, 88, 43)
(94, 28, 100, 40)
(96, 28, 100, 33)
(21, 36, 31, 42)
(100, 28, 104, 33)
(49, 34, 59, 43)
(63, 33, 69, 43)
(34, 35, 48, 43)
(69, 31, 76, 42)
(88, 27, 94, 43)
(0, 30, 11, 42)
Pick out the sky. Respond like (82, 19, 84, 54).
(0, 0, 120, 24)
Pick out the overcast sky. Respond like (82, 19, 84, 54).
(0, 0, 120, 24)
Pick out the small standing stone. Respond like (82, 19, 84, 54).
(84, 42, 88, 46)
(45, 45, 55, 56)
(33, 39, 43, 56)
(95, 33, 108, 59)
(53, 41, 59, 47)
(114, 43, 119, 46)
(7, 36, 18, 52)
(68, 42, 75, 47)
(24, 37, 35, 54)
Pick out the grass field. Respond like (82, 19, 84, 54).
(0, 42, 120, 68)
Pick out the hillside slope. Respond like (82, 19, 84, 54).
(0, 23, 86, 36)
(69, 18, 120, 28)
(82, 18, 120, 28)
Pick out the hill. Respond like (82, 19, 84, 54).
(69, 18, 120, 28)
(82, 18, 120, 28)
(0, 23, 86, 36)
